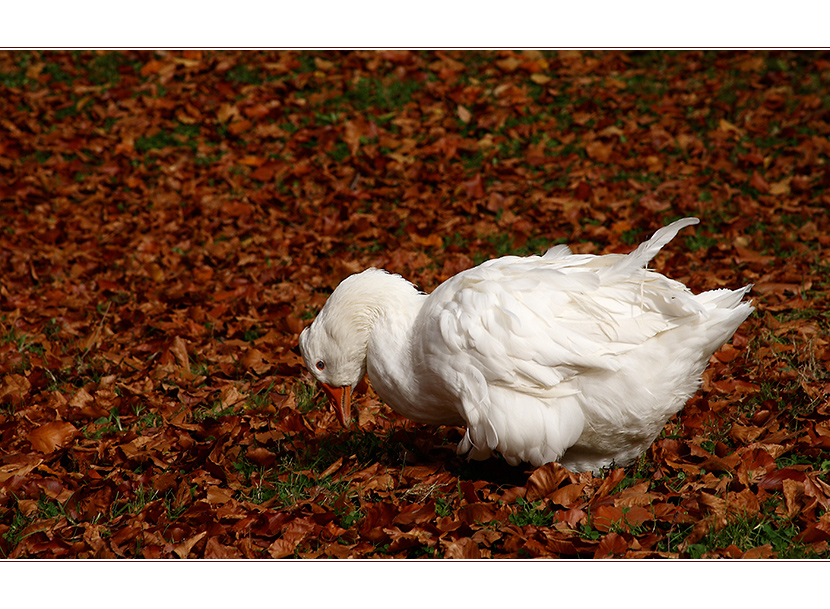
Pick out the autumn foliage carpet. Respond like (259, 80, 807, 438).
(1, 50, 829, 559)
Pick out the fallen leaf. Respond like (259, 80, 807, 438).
(28, 422, 77, 453)
(457, 105, 472, 124)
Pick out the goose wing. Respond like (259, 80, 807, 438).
(414, 218, 701, 463)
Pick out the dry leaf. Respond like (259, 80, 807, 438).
(28, 422, 77, 453)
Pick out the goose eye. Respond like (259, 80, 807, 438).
(316, 360, 325, 371)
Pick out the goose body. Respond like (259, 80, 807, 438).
(299, 218, 753, 472)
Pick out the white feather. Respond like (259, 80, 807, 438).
(299, 218, 754, 472)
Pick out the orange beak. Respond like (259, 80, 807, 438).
(321, 383, 352, 428)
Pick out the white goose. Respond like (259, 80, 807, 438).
(299, 218, 753, 473)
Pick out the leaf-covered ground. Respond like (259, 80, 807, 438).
(1, 50, 829, 559)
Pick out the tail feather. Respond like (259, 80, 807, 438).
(696, 286, 754, 356)
(602, 217, 700, 283)
(697, 284, 753, 308)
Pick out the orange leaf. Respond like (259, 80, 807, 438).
(594, 532, 629, 558)
(457, 104, 472, 124)
(216, 103, 238, 123)
(206, 486, 234, 505)
(464, 173, 485, 199)
(228, 120, 253, 135)
(28, 422, 77, 453)
(496, 57, 521, 73)
(592, 468, 626, 502)
(140, 59, 164, 76)
(238, 155, 265, 167)
(741, 544, 775, 559)
(585, 140, 613, 163)
(555, 507, 587, 529)
(443, 537, 481, 559)
(526, 462, 572, 500)
(0, 373, 31, 403)
(170, 336, 190, 372)
(173, 531, 207, 559)
(591, 504, 625, 532)
(549, 483, 585, 507)
(749, 172, 770, 193)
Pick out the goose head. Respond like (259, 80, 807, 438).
(299, 310, 367, 427)
(299, 269, 407, 426)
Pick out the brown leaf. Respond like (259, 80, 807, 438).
(206, 486, 234, 505)
(782, 479, 805, 518)
(803, 473, 830, 511)
(443, 537, 481, 559)
(525, 462, 572, 500)
(359, 502, 396, 543)
(216, 103, 239, 123)
(320, 457, 344, 478)
(269, 518, 316, 558)
(592, 468, 626, 502)
(204, 536, 244, 559)
(496, 57, 521, 73)
(718, 119, 744, 135)
(555, 507, 587, 529)
(594, 532, 629, 558)
(730, 423, 764, 444)
(228, 120, 253, 135)
(749, 172, 770, 193)
(246, 446, 276, 467)
(758, 467, 806, 491)
(173, 531, 207, 559)
(28, 422, 77, 453)
(170, 336, 190, 372)
(0, 457, 43, 483)
(574, 181, 592, 201)
(140, 59, 164, 76)
(622, 506, 652, 528)
(239, 349, 271, 375)
(459, 502, 497, 525)
(457, 104, 472, 124)
(741, 544, 775, 559)
(464, 173, 484, 198)
(585, 140, 613, 163)
(736, 56, 765, 71)
(797, 523, 830, 544)
(591, 505, 625, 532)
(0, 373, 31, 403)
(549, 483, 585, 507)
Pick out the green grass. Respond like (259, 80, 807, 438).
(293, 381, 320, 414)
(684, 512, 826, 559)
(685, 232, 720, 252)
(1, 506, 34, 554)
(134, 123, 200, 155)
(111, 485, 160, 519)
(83, 406, 124, 439)
(193, 400, 242, 422)
(1, 326, 45, 356)
(328, 141, 351, 162)
(621, 228, 642, 246)
(226, 63, 263, 85)
(345, 77, 423, 112)
(247, 381, 277, 410)
(81, 52, 138, 85)
(242, 325, 264, 342)
(232, 449, 363, 529)
(508, 497, 555, 527)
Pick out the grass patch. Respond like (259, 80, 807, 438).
(345, 77, 423, 111)
(509, 497, 555, 527)
(684, 512, 827, 559)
